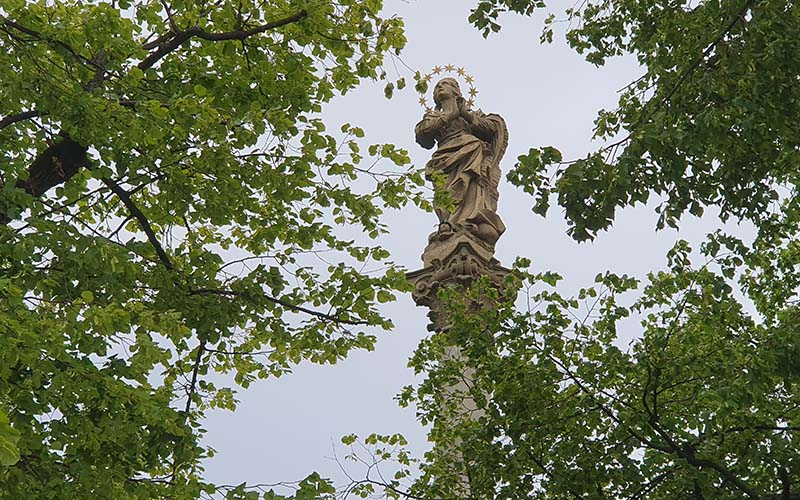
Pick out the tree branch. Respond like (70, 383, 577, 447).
(0, 110, 42, 130)
(1, 17, 103, 70)
(169, 339, 207, 483)
(190, 287, 369, 326)
(101, 177, 174, 270)
(204, 347, 275, 356)
(183, 341, 206, 415)
(631, 469, 675, 500)
(780, 468, 791, 500)
(642, 398, 758, 498)
(642, 0, 756, 124)
(193, 10, 307, 41)
(137, 10, 307, 70)
(524, 450, 583, 499)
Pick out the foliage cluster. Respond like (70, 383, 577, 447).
(0, 1, 418, 498)
(504, 0, 800, 241)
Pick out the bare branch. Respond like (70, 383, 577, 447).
(0, 110, 43, 130)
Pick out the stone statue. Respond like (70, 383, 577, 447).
(415, 77, 507, 250)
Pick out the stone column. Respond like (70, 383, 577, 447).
(407, 231, 509, 499)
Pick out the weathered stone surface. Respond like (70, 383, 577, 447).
(407, 76, 512, 498)
(409, 77, 510, 331)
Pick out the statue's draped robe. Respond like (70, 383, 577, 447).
(415, 109, 507, 246)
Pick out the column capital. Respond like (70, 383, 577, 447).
(407, 229, 509, 331)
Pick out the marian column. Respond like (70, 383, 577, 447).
(407, 72, 510, 498)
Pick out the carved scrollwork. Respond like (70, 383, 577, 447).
(407, 230, 509, 331)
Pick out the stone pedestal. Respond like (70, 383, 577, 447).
(407, 229, 509, 331)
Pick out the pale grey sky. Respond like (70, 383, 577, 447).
(200, 0, 753, 490)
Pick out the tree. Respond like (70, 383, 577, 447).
(503, 0, 800, 241)
(0, 1, 419, 498)
(390, 1, 800, 498)
(406, 235, 800, 498)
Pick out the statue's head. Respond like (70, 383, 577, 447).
(433, 77, 462, 108)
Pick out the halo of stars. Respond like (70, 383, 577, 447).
(417, 65, 479, 112)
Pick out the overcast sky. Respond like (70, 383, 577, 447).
(200, 0, 754, 490)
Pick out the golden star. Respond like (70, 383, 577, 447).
(467, 99, 475, 108)
(457, 67, 466, 76)
(419, 96, 427, 105)
(424, 73, 433, 82)
(432, 66, 443, 74)
(445, 64, 456, 72)
(465, 75, 475, 84)
(468, 88, 478, 97)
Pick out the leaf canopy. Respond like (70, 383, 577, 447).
(483, 0, 800, 240)
(0, 1, 419, 498)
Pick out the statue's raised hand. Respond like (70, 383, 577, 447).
(457, 96, 468, 114)
(458, 97, 476, 124)
(442, 99, 460, 122)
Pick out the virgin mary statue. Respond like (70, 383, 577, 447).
(415, 77, 507, 249)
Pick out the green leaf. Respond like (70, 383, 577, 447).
(0, 411, 20, 467)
